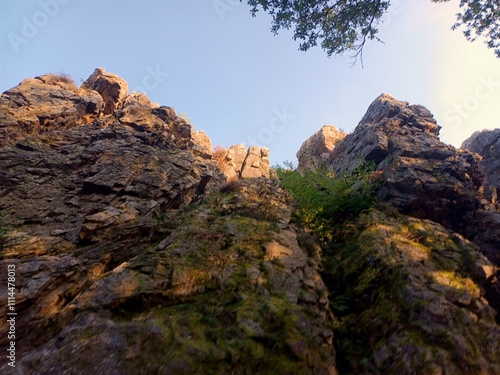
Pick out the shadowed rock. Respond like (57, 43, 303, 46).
(462, 128, 500, 196)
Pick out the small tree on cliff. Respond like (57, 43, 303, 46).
(242, 0, 500, 60)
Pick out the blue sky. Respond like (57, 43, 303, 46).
(1, 0, 498, 165)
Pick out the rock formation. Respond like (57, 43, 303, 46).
(297, 125, 347, 171)
(0, 74, 102, 147)
(0, 70, 332, 374)
(216, 144, 270, 180)
(462, 128, 500, 198)
(293, 93, 500, 373)
(82, 68, 129, 115)
(327, 94, 497, 248)
(190, 129, 214, 159)
(460, 128, 500, 281)
(0, 72, 499, 374)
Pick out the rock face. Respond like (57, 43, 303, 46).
(328, 94, 497, 250)
(0, 70, 333, 375)
(323, 209, 500, 374)
(0, 72, 499, 374)
(462, 128, 500, 195)
(2, 178, 335, 375)
(216, 144, 270, 180)
(82, 68, 129, 115)
(460, 128, 500, 272)
(297, 125, 347, 171)
(0, 74, 105, 147)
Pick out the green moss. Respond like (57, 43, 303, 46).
(313, 207, 498, 373)
(42, 170, 345, 372)
(319, 218, 410, 371)
(128, 288, 313, 374)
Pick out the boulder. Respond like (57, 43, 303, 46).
(83, 68, 129, 115)
(123, 91, 160, 109)
(241, 146, 270, 178)
(190, 130, 214, 159)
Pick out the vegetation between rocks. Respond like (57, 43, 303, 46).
(276, 162, 500, 374)
(276, 161, 379, 242)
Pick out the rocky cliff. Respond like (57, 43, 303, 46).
(0, 72, 499, 374)
(0, 69, 333, 374)
(295, 93, 500, 373)
(462, 128, 500, 202)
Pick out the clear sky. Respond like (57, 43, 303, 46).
(1, 0, 498, 165)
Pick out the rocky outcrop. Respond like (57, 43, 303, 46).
(313, 94, 500, 340)
(329, 94, 444, 173)
(297, 125, 347, 171)
(190, 130, 214, 159)
(216, 144, 270, 180)
(0, 84, 218, 254)
(0, 74, 104, 147)
(462, 128, 500, 197)
(326, 94, 500, 260)
(324, 209, 500, 374)
(1, 70, 499, 374)
(283, 94, 500, 374)
(82, 68, 129, 115)
(462, 128, 500, 156)
(0, 70, 333, 375)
